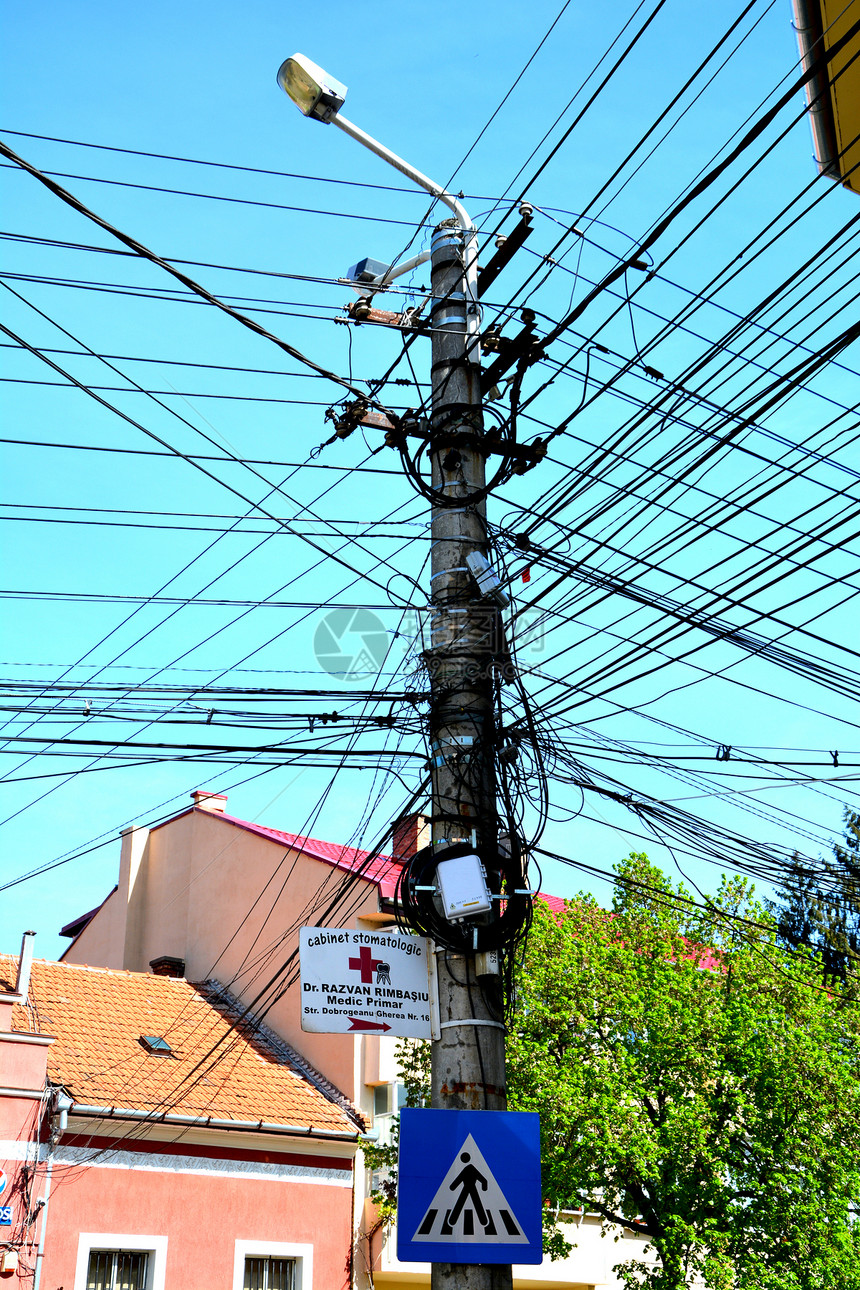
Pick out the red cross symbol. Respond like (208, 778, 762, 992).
(348, 945, 382, 983)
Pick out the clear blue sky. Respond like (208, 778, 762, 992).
(2, 0, 858, 961)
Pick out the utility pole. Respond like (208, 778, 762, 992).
(426, 219, 512, 1290)
(275, 56, 530, 1290)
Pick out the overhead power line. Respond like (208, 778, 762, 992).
(0, 137, 386, 406)
(484, 11, 860, 383)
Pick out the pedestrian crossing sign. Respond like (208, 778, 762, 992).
(397, 1108, 542, 1264)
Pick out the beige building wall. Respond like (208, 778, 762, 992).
(61, 803, 394, 1103)
(59, 799, 657, 1290)
(369, 1207, 657, 1289)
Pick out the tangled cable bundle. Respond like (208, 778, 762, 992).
(394, 838, 533, 953)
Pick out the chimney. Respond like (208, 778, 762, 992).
(390, 812, 431, 863)
(190, 790, 227, 814)
(14, 931, 36, 1003)
(150, 956, 185, 978)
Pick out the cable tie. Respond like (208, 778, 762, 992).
(438, 1019, 505, 1031)
(429, 536, 483, 547)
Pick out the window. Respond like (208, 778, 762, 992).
(139, 1035, 173, 1056)
(243, 1256, 296, 1290)
(372, 1081, 408, 1119)
(87, 1250, 149, 1290)
(74, 1236, 166, 1290)
(233, 1242, 311, 1290)
(370, 1082, 408, 1192)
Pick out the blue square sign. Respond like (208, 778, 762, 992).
(397, 1108, 542, 1265)
(0, 1206, 11, 1226)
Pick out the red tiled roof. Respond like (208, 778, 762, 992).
(192, 811, 563, 909)
(216, 812, 405, 898)
(2, 956, 357, 1132)
(153, 808, 404, 900)
(531, 903, 723, 972)
(535, 891, 567, 914)
(61, 806, 565, 943)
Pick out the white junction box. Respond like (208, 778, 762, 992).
(435, 853, 493, 921)
(465, 550, 511, 608)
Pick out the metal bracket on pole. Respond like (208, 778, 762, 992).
(378, 415, 548, 469)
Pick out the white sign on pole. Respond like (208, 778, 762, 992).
(300, 927, 438, 1039)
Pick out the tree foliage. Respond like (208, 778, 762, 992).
(771, 810, 860, 988)
(363, 1037, 430, 1226)
(506, 853, 860, 1289)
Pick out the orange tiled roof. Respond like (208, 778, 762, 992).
(2, 956, 358, 1133)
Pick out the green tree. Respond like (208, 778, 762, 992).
(363, 1038, 430, 1226)
(771, 811, 860, 988)
(507, 853, 860, 1289)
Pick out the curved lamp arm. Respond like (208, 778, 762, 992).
(277, 53, 479, 337)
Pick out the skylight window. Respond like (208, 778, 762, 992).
(140, 1035, 174, 1056)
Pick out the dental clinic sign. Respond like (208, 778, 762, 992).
(300, 927, 437, 1039)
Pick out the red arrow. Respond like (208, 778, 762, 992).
(348, 1017, 391, 1032)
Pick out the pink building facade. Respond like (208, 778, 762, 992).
(12, 792, 651, 1290)
(0, 935, 362, 1289)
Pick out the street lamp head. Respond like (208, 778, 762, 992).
(276, 53, 347, 124)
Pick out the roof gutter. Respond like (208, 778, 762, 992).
(792, 0, 841, 181)
(66, 1102, 376, 1144)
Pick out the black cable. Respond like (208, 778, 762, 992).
(0, 160, 438, 230)
(0, 434, 402, 473)
(492, 17, 860, 382)
(0, 337, 429, 386)
(0, 138, 387, 406)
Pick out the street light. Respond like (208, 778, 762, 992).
(344, 251, 431, 296)
(276, 53, 347, 124)
(277, 54, 512, 1290)
(276, 53, 479, 330)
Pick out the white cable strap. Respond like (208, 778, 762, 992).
(429, 536, 483, 547)
(438, 1019, 505, 1032)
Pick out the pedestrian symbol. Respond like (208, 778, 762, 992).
(413, 1134, 527, 1243)
(398, 1108, 542, 1264)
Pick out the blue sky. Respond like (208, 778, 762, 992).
(2, 0, 858, 961)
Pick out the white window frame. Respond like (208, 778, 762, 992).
(74, 1233, 167, 1290)
(233, 1240, 313, 1290)
(372, 1080, 407, 1121)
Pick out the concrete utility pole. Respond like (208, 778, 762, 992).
(427, 219, 512, 1290)
(275, 55, 518, 1289)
